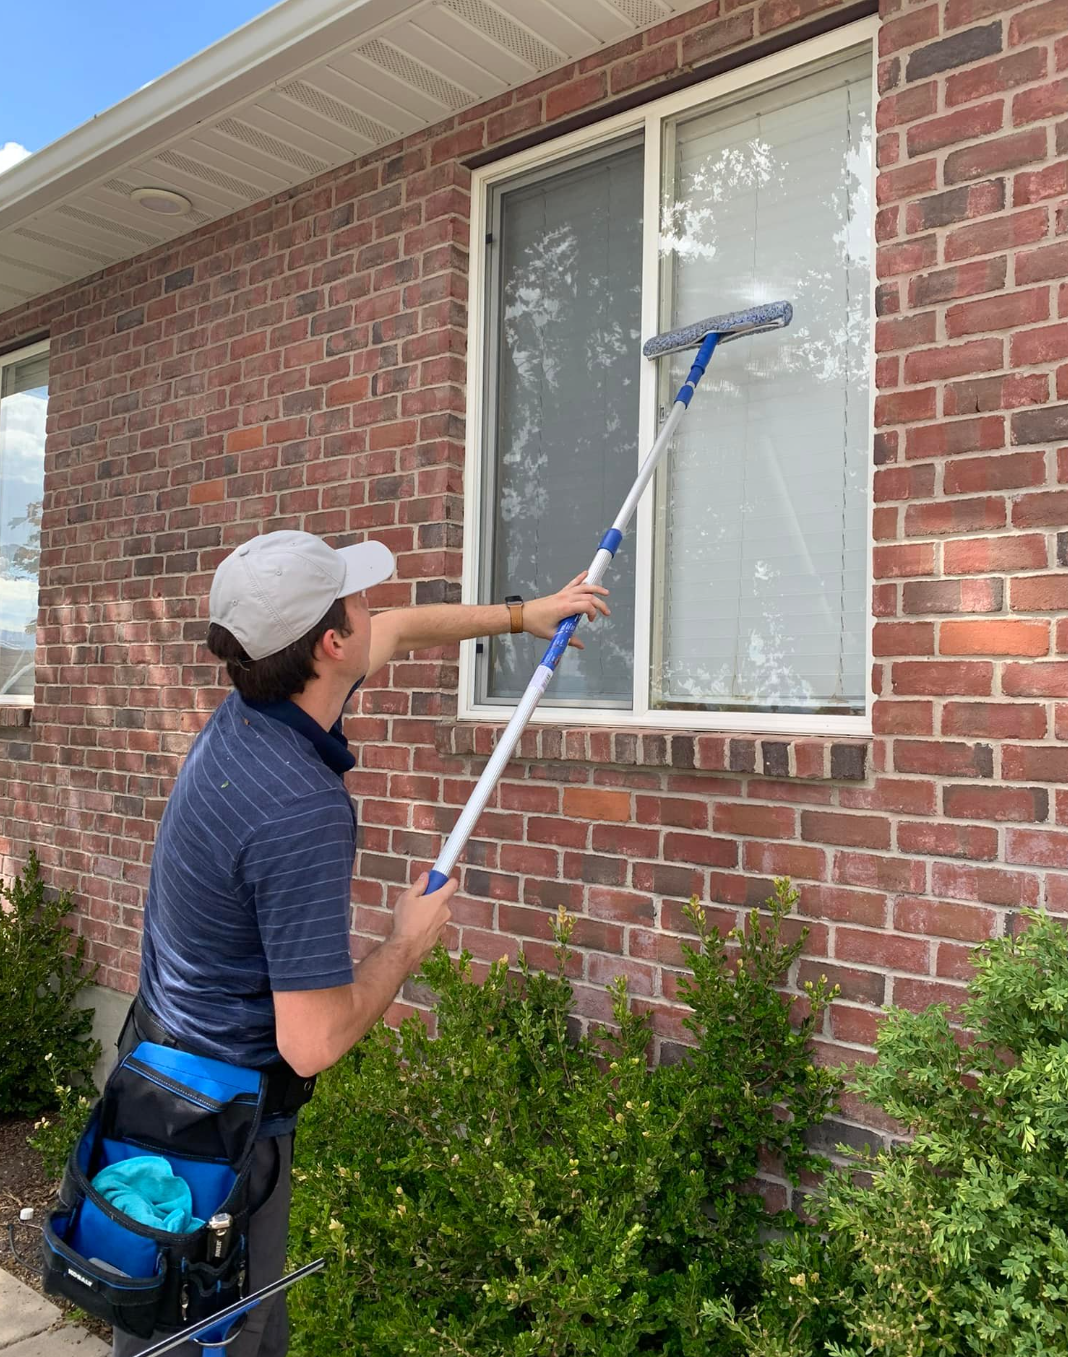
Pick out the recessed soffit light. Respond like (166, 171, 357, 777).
(130, 187, 192, 216)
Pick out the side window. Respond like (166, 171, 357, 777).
(0, 343, 49, 702)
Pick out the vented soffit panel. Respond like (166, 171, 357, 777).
(0, 0, 704, 316)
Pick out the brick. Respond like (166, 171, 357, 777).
(873, 699, 935, 734)
(945, 208, 1049, 262)
(877, 82, 939, 129)
(875, 387, 938, 425)
(945, 128, 1048, 185)
(880, 6, 940, 57)
(902, 338, 1003, 383)
(1013, 160, 1068, 205)
(545, 72, 606, 121)
(1009, 0, 1068, 45)
(1004, 661, 1068, 695)
(798, 884, 888, 928)
(836, 926, 930, 972)
(800, 811, 891, 850)
(898, 819, 1001, 857)
(944, 783, 1049, 820)
(905, 23, 1003, 81)
(943, 532, 1047, 571)
(834, 851, 928, 893)
(945, 373, 1048, 416)
(1014, 78, 1068, 125)
(874, 542, 936, 577)
(946, 47, 1048, 104)
(873, 621, 934, 655)
(1003, 744, 1068, 781)
(798, 960, 886, 1006)
(940, 619, 1049, 655)
(903, 579, 1003, 613)
(1006, 827, 1068, 866)
(908, 495, 1009, 539)
(682, 10, 753, 59)
(911, 257, 1007, 307)
(876, 159, 939, 206)
(1011, 490, 1068, 526)
(944, 450, 1045, 493)
(742, 841, 826, 880)
(933, 860, 1040, 906)
(907, 101, 1004, 156)
(892, 978, 968, 1015)
(892, 661, 994, 694)
(562, 788, 630, 822)
(905, 414, 1005, 457)
(946, 286, 1049, 338)
(1011, 574, 1068, 611)
(942, 701, 1047, 738)
(713, 803, 796, 838)
(906, 180, 1004, 234)
(894, 739, 993, 776)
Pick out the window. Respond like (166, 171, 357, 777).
(0, 341, 48, 702)
(463, 23, 874, 735)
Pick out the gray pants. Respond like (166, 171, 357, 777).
(112, 1134, 293, 1357)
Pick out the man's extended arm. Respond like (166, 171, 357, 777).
(364, 573, 610, 679)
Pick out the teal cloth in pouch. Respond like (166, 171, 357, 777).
(91, 1156, 205, 1233)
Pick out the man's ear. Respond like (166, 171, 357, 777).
(315, 627, 346, 662)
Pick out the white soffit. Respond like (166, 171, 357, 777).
(0, 0, 706, 316)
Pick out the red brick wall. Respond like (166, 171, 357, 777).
(1, 0, 1067, 1148)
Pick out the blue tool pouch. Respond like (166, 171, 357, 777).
(42, 1041, 265, 1340)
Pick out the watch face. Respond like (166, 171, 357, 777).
(505, 595, 522, 605)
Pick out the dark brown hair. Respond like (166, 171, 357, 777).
(206, 596, 351, 704)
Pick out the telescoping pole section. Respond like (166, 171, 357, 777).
(423, 301, 793, 896)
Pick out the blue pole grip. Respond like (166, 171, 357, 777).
(425, 869, 450, 894)
(541, 614, 580, 671)
(676, 331, 719, 407)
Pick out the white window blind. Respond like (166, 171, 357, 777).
(482, 141, 643, 705)
(654, 53, 872, 716)
(0, 349, 48, 701)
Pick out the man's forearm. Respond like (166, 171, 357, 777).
(389, 603, 512, 653)
(343, 935, 422, 1050)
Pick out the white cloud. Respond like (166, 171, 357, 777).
(0, 576, 38, 632)
(0, 390, 46, 487)
(0, 142, 31, 176)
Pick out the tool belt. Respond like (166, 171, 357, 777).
(41, 997, 315, 1340)
(120, 995, 317, 1122)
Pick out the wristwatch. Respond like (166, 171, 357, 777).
(505, 594, 524, 634)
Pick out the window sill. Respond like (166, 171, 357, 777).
(435, 722, 869, 782)
(0, 705, 32, 730)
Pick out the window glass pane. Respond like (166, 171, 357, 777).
(655, 52, 872, 716)
(483, 140, 643, 705)
(0, 351, 48, 700)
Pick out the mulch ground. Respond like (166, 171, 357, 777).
(0, 1113, 112, 1344)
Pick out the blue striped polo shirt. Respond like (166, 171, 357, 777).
(138, 689, 360, 1133)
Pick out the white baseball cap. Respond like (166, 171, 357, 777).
(209, 530, 395, 660)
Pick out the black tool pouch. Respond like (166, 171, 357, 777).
(42, 1041, 265, 1340)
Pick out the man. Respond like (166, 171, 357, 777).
(113, 529, 609, 1356)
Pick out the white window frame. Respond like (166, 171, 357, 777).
(0, 337, 50, 706)
(460, 17, 878, 736)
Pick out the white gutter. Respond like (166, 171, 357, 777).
(0, 0, 424, 232)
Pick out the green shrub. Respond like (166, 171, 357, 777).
(288, 880, 840, 1357)
(704, 910, 1068, 1357)
(28, 1058, 96, 1180)
(0, 851, 100, 1115)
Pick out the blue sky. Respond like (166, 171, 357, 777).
(0, 0, 275, 173)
